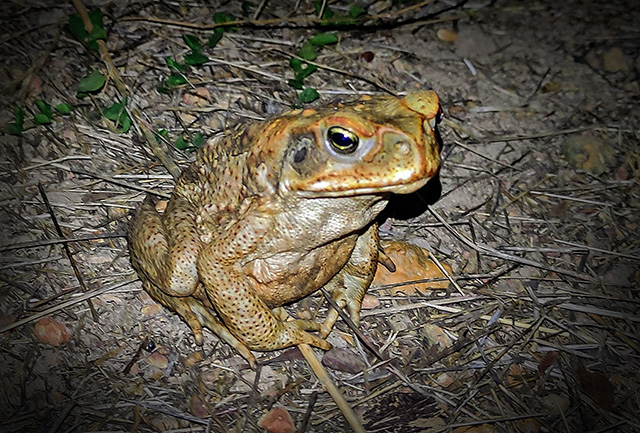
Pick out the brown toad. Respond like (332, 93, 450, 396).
(128, 91, 442, 365)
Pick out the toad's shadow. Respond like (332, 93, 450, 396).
(381, 171, 442, 221)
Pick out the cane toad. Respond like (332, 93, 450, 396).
(129, 91, 442, 365)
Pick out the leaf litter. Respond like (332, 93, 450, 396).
(0, 1, 638, 432)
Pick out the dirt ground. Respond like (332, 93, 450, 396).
(1, 1, 638, 432)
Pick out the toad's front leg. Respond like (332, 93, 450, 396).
(197, 216, 331, 352)
(320, 223, 379, 338)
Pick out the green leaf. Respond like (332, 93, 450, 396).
(67, 9, 106, 50)
(299, 87, 319, 103)
(295, 63, 318, 81)
(34, 113, 52, 125)
(118, 115, 131, 133)
(35, 99, 53, 118)
(14, 106, 24, 127)
(288, 78, 304, 90)
(167, 74, 187, 88)
(183, 34, 203, 53)
(5, 107, 24, 135)
(314, 1, 335, 19)
(207, 28, 225, 48)
(174, 135, 189, 150)
(309, 32, 338, 46)
(213, 12, 237, 30)
(241, 1, 254, 14)
(165, 56, 185, 72)
(5, 122, 22, 135)
(184, 51, 209, 65)
(290, 57, 303, 72)
(103, 101, 123, 120)
(78, 70, 106, 93)
(88, 9, 107, 40)
(192, 132, 205, 148)
(157, 128, 169, 140)
(157, 86, 171, 94)
(68, 14, 89, 43)
(299, 42, 317, 61)
(104, 100, 131, 133)
(55, 103, 72, 114)
(348, 5, 367, 18)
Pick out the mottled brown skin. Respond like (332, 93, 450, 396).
(128, 91, 442, 365)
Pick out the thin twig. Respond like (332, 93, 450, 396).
(38, 183, 98, 321)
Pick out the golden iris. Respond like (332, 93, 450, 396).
(327, 126, 359, 154)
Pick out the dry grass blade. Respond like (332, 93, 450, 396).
(0, 277, 137, 333)
(297, 344, 366, 433)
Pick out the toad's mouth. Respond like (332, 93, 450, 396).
(291, 175, 432, 198)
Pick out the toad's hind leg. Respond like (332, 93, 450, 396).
(128, 196, 200, 296)
(143, 281, 256, 366)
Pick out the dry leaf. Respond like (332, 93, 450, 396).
(576, 365, 614, 411)
(515, 418, 540, 433)
(562, 134, 616, 175)
(184, 351, 204, 367)
(542, 393, 570, 416)
(257, 406, 296, 433)
(361, 293, 380, 309)
(422, 324, 452, 349)
(435, 372, 454, 387)
(189, 393, 208, 418)
(538, 351, 560, 375)
(147, 352, 169, 369)
(437, 28, 458, 42)
(603, 47, 628, 72)
(34, 317, 71, 346)
(322, 347, 366, 374)
(360, 51, 375, 62)
(374, 240, 452, 295)
(507, 363, 524, 387)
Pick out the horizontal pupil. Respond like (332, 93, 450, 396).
(333, 132, 353, 148)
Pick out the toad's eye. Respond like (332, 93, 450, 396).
(327, 126, 359, 154)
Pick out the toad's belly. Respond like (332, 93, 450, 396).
(244, 235, 358, 307)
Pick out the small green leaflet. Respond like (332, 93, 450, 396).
(103, 99, 131, 133)
(299, 87, 319, 103)
(174, 132, 205, 151)
(56, 103, 72, 114)
(299, 42, 317, 61)
(5, 106, 25, 135)
(34, 100, 53, 125)
(207, 28, 225, 48)
(309, 33, 338, 46)
(167, 74, 187, 87)
(184, 52, 209, 66)
(78, 70, 106, 93)
(183, 34, 203, 53)
(348, 5, 366, 18)
(68, 9, 106, 51)
(165, 56, 185, 72)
